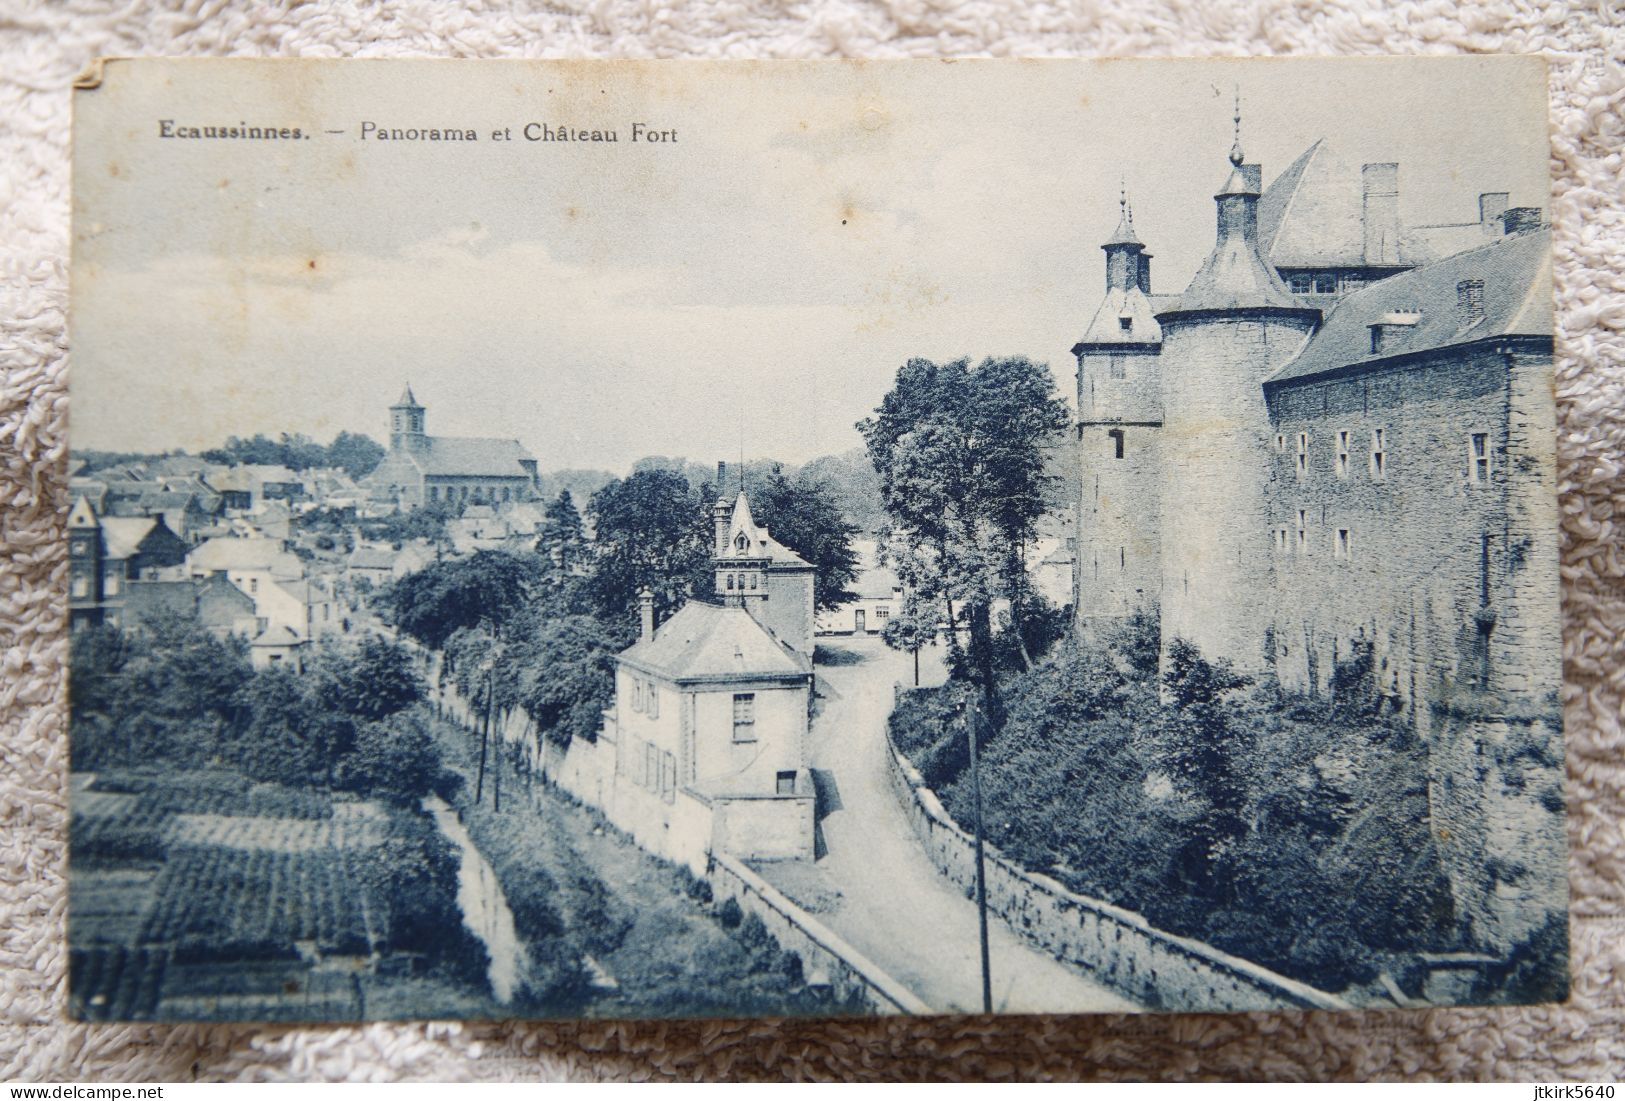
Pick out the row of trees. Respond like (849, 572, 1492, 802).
(71, 615, 451, 807)
(200, 430, 387, 479)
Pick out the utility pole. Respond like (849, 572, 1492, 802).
(963, 699, 992, 1013)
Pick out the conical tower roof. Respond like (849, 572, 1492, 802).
(392, 383, 422, 409)
(1102, 189, 1143, 249)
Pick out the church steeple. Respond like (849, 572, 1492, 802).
(390, 383, 427, 452)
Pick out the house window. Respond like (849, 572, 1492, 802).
(1313, 273, 1338, 295)
(1469, 433, 1491, 483)
(776, 770, 797, 796)
(732, 693, 756, 743)
(749, 573, 758, 590)
(875, 608, 890, 622)
(647, 681, 659, 720)
(1344, 275, 1367, 293)
(250, 577, 259, 594)
(1108, 428, 1125, 460)
(1288, 273, 1312, 294)
(104, 571, 120, 595)
(71, 577, 89, 598)
(645, 744, 660, 793)
(1371, 428, 1387, 479)
(726, 573, 735, 591)
(1297, 510, 1308, 554)
(632, 677, 644, 713)
(429, 487, 439, 502)
(734, 533, 749, 553)
(662, 752, 676, 804)
(1335, 528, 1351, 559)
(1296, 432, 1309, 477)
(1336, 430, 1350, 478)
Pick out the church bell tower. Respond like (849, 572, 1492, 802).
(390, 384, 427, 452)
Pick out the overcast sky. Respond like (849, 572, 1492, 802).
(72, 57, 1550, 473)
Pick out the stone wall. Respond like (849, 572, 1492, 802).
(885, 727, 1350, 1012)
(707, 853, 931, 1016)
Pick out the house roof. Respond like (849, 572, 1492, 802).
(349, 546, 396, 570)
(252, 624, 307, 647)
(619, 602, 811, 682)
(413, 436, 536, 478)
(1266, 226, 1552, 388)
(188, 536, 303, 576)
(99, 517, 159, 560)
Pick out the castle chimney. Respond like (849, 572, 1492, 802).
(1500, 207, 1543, 235)
(716, 460, 727, 489)
(1137, 251, 1153, 294)
(638, 587, 655, 641)
(1479, 192, 1510, 236)
(1457, 278, 1486, 325)
(1361, 163, 1400, 265)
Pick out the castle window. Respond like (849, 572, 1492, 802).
(776, 771, 797, 796)
(1469, 432, 1491, 483)
(1297, 509, 1308, 553)
(1288, 273, 1312, 294)
(1336, 430, 1350, 478)
(1335, 528, 1351, 559)
(1313, 274, 1337, 295)
(1117, 316, 1132, 333)
(1371, 428, 1387, 479)
(732, 693, 756, 743)
(1109, 355, 1126, 379)
(1275, 434, 1285, 452)
(1108, 428, 1125, 460)
(1274, 527, 1288, 553)
(1296, 432, 1309, 477)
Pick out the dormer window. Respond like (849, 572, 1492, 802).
(1369, 310, 1421, 355)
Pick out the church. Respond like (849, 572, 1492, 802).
(363, 385, 540, 509)
(1071, 103, 1561, 952)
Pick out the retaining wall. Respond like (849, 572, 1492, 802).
(885, 730, 1350, 1012)
(708, 853, 931, 1016)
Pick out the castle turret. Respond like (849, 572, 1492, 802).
(1152, 96, 1321, 672)
(713, 490, 816, 657)
(389, 384, 427, 453)
(1073, 189, 1164, 632)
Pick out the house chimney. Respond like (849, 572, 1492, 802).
(1500, 207, 1543, 235)
(1479, 192, 1510, 236)
(716, 460, 727, 488)
(1361, 163, 1400, 265)
(638, 587, 654, 641)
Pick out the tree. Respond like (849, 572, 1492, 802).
(327, 430, 386, 480)
(881, 594, 936, 687)
(388, 549, 542, 650)
(587, 469, 711, 629)
(859, 356, 1071, 697)
(237, 667, 347, 786)
(311, 634, 424, 722)
(337, 712, 453, 806)
(539, 490, 588, 573)
(518, 615, 619, 747)
(746, 464, 861, 613)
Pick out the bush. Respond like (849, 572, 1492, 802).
(717, 896, 743, 929)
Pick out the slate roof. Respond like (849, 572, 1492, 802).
(252, 625, 307, 647)
(619, 602, 811, 682)
(414, 436, 535, 478)
(349, 546, 396, 570)
(99, 517, 159, 560)
(188, 536, 303, 577)
(718, 492, 813, 569)
(1266, 226, 1552, 388)
(1257, 141, 1428, 270)
(1075, 287, 1164, 347)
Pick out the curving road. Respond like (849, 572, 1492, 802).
(757, 635, 1138, 1015)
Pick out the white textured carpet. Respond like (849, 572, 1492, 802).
(3, 0, 1622, 1082)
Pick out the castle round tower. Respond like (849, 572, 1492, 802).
(1153, 106, 1321, 672)
(1073, 191, 1164, 634)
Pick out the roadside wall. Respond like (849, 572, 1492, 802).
(708, 853, 931, 1016)
(885, 731, 1350, 1012)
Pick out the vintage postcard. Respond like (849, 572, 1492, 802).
(68, 57, 1565, 1021)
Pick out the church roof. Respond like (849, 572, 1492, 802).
(720, 491, 813, 569)
(393, 384, 421, 409)
(1266, 226, 1551, 388)
(619, 602, 811, 682)
(413, 436, 536, 478)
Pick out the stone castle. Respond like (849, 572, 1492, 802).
(1071, 106, 1563, 952)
